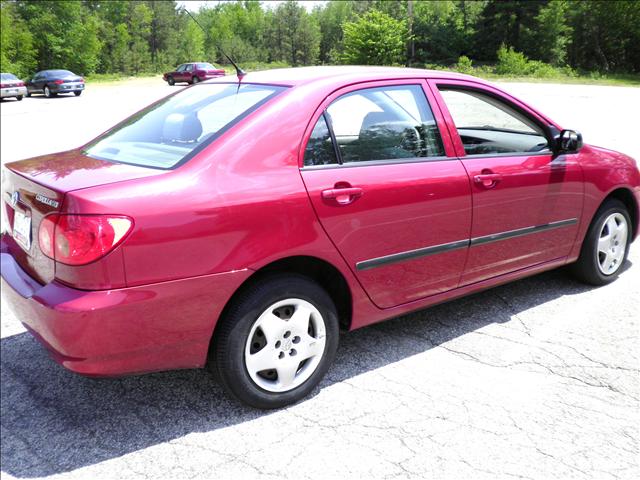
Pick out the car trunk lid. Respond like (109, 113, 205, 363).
(2, 150, 167, 284)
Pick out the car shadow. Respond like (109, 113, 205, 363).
(0, 263, 632, 477)
(23, 94, 80, 100)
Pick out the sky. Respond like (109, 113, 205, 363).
(177, 0, 328, 12)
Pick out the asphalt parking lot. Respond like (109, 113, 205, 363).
(1, 78, 639, 480)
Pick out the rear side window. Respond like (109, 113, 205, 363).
(304, 115, 338, 166)
(438, 88, 549, 155)
(325, 85, 445, 163)
(85, 83, 286, 169)
(197, 63, 215, 69)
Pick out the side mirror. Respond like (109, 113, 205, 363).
(556, 129, 583, 153)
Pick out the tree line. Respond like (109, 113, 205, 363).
(1, 0, 639, 79)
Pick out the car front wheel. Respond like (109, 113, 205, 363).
(167, 76, 175, 86)
(213, 274, 339, 409)
(571, 198, 632, 285)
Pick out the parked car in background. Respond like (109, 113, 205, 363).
(25, 70, 85, 98)
(163, 62, 225, 85)
(2, 67, 639, 409)
(0, 73, 27, 101)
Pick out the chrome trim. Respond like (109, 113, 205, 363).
(356, 239, 469, 271)
(470, 218, 578, 246)
(355, 218, 578, 271)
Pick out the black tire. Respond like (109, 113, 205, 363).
(570, 198, 632, 285)
(16, 95, 23, 101)
(192, 76, 200, 84)
(44, 86, 55, 98)
(167, 76, 175, 86)
(74, 91, 82, 96)
(213, 274, 339, 409)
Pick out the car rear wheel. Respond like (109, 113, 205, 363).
(44, 86, 55, 98)
(167, 76, 175, 86)
(74, 91, 82, 96)
(192, 76, 200, 84)
(571, 199, 631, 285)
(213, 274, 339, 409)
(16, 95, 23, 101)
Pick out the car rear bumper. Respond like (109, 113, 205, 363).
(1, 234, 252, 376)
(50, 83, 85, 93)
(1, 86, 27, 98)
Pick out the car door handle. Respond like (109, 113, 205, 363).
(474, 173, 503, 188)
(321, 187, 363, 205)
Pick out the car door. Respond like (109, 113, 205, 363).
(29, 73, 43, 93)
(300, 80, 472, 309)
(174, 64, 186, 82)
(184, 64, 194, 81)
(428, 79, 583, 286)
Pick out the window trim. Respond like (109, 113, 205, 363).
(298, 78, 459, 170)
(428, 79, 560, 159)
(300, 155, 455, 171)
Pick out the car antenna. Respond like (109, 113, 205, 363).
(223, 53, 246, 78)
(182, 7, 246, 79)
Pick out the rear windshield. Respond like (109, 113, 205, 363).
(46, 70, 74, 76)
(85, 83, 286, 169)
(197, 63, 216, 69)
(1, 73, 18, 81)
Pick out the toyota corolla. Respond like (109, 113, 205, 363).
(2, 67, 639, 408)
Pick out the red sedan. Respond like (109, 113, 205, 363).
(2, 67, 639, 408)
(162, 62, 225, 85)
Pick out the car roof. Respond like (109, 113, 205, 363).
(204, 65, 483, 88)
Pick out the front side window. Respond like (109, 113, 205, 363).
(176, 65, 186, 72)
(439, 88, 549, 155)
(325, 85, 445, 163)
(85, 83, 286, 169)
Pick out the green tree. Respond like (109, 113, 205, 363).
(0, 1, 37, 77)
(15, 0, 101, 74)
(178, 18, 205, 63)
(340, 9, 409, 65)
(314, 0, 354, 63)
(529, 0, 572, 66)
(264, 1, 320, 66)
(128, 2, 153, 74)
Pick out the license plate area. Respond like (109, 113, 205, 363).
(13, 209, 32, 251)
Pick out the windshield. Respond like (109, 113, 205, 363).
(85, 83, 286, 169)
(1, 73, 18, 81)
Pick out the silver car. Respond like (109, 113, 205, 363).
(0, 73, 27, 101)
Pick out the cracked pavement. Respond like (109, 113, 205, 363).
(1, 80, 639, 479)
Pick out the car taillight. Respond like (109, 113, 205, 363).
(17, 81, 24, 87)
(39, 214, 133, 265)
(54, 79, 64, 85)
(79, 78, 85, 83)
(0, 84, 6, 88)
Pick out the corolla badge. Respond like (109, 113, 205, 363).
(35, 193, 59, 208)
(10, 191, 19, 207)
